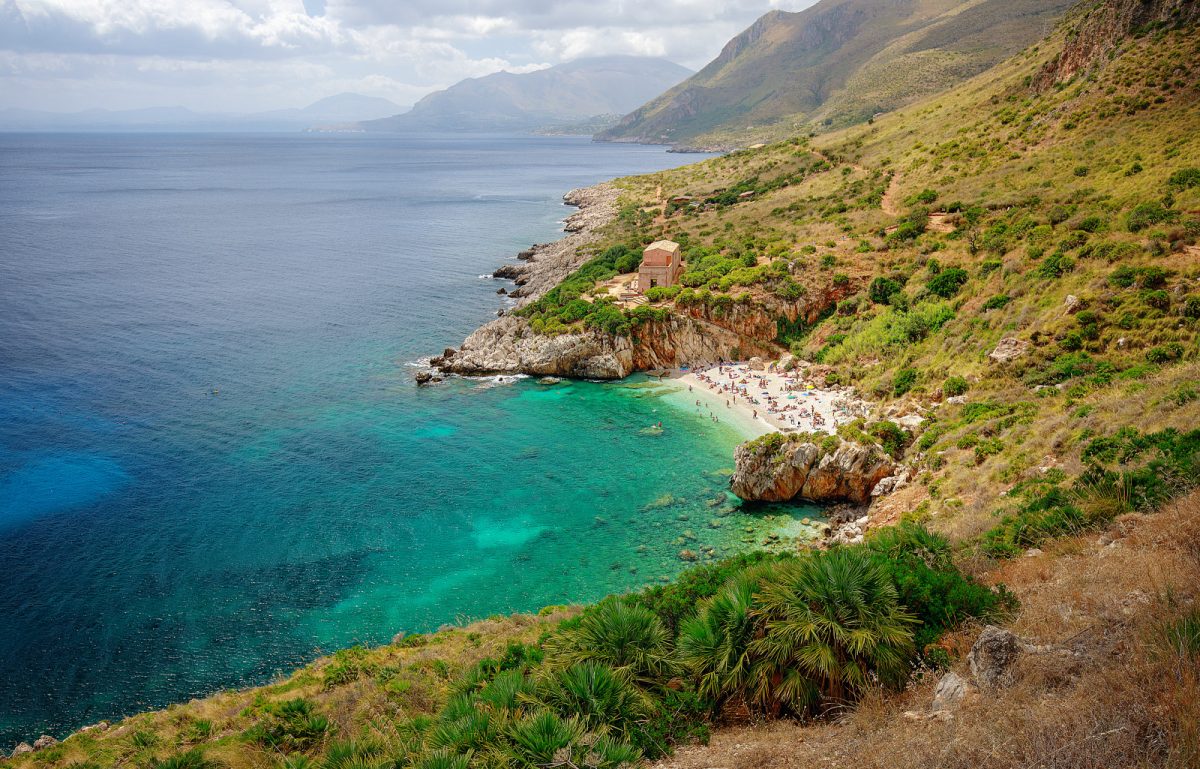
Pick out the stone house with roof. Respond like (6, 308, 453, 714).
(637, 240, 683, 291)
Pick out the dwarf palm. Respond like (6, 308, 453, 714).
(675, 569, 764, 708)
(532, 662, 647, 742)
(551, 600, 676, 685)
(751, 548, 917, 710)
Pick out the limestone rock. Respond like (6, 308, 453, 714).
(730, 436, 897, 504)
(989, 337, 1030, 363)
(492, 264, 525, 280)
(969, 625, 1023, 689)
(871, 470, 910, 497)
(946, 395, 968, 405)
(777, 353, 796, 372)
(437, 316, 635, 379)
(414, 371, 434, 385)
(748, 356, 766, 371)
(1064, 294, 1082, 314)
(931, 671, 972, 712)
(10, 743, 33, 757)
(32, 736, 57, 750)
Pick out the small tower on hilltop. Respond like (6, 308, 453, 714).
(638, 240, 683, 292)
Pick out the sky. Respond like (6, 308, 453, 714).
(0, 0, 816, 113)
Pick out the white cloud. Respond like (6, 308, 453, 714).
(0, 0, 818, 112)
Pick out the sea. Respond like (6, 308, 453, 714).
(0, 132, 815, 746)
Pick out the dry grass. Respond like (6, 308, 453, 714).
(653, 491, 1200, 769)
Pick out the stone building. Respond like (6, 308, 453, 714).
(638, 240, 683, 291)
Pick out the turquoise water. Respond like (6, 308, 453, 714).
(0, 133, 815, 744)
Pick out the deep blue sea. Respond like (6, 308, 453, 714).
(0, 133, 811, 745)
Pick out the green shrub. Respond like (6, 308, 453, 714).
(1127, 201, 1179, 232)
(1167, 167, 1200, 190)
(981, 294, 1011, 311)
(1036, 251, 1074, 279)
(245, 699, 330, 752)
(534, 662, 647, 745)
(551, 601, 675, 686)
(643, 285, 681, 303)
(869, 277, 903, 304)
(866, 523, 1013, 650)
(1146, 343, 1184, 363)
(943, 376, 969, 397)
(871, 420, 911, 458)
(979, 259, 1002, 276)
(150, 750, 222, 769)
(893, 368, 918, 397)
(926, 268, 969, 298)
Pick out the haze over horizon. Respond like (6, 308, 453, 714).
(0, 0, 816, 114)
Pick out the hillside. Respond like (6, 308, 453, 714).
(360, 57, 692, 133)
(595, 0, 1074, 149)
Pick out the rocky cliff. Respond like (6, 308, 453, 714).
(1033, 0, 1200, 90)
(434, 301, 789, 379)
(730, 434, 897, 504)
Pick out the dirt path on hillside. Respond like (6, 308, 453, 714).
(880, 171, 902, 217)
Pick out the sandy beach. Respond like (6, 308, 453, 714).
(667, 361, 871, 438)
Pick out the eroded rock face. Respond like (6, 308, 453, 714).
(730, 435, 897, 504)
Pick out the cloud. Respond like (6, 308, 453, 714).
(0, 0, 815, 112)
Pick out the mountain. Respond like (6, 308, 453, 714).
(596, 0, 1075, 148)
(0, 93, 405, 132)
(359, 56, 692, 133)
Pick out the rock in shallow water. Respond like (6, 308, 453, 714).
(730, 435, 897, 504)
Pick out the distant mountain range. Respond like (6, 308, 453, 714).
(359, 56, 693, 133)
(597, 0, 1074, 148)
(0, 93, 405, 132)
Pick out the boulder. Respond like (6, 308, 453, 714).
(931, 671, 973, 712)
(946, 395, 968, 405)
(747, 356, 766, 371)
(730, 436, 897, 504)
(777, 353, 797, 372)
(969, 625, 1023, 689)
(989, 337, 1030, 363)
(32, 736, 57, 750)
(496, 287, 507, 295)
(492, 264, 525, 280)
(1064, 294, 1083, 314)
(414, 371, 434, 385)
(10, 743, 33, 757)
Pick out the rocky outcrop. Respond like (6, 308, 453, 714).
(1033, 0, 1199, 90)
(730, 435, 897, 504)
(434, 316, 635, 378)
(988, 337, 1030, 363)
(437, 292, 789, 379)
